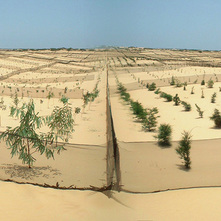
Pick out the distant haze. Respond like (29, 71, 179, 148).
(0, 0, 221, 50)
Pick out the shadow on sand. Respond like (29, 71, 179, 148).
(0, 164, 61, 180)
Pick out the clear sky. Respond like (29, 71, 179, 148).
(0, 0, 221, 50)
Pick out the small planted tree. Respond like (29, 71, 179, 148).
(191, 86, 194, 94)
(211, 92, 217, 103)
(0, 100, 63, 168)
(155, 124, 172, 146)
(48, 100, 74, 144)
(181, 101, 191, 111)
(130, 100, 147, 121)
(201, 79, 205, 85)
(201, 89, 205, 98)
(170, 76, 175, 85)
(173, 94, 181, 106)
(195, 104, 204, 118)
(207, 79, 214, 88)
(148, 82, 156, 91)
(176, 131, 192, 169)
(210, 109, 221, 128)
(47, 91, 54, 108)
(142, 107, 159, 131)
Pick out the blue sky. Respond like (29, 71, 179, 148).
(0, 0, 221, 50)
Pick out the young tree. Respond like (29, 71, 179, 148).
(47, 91, 54, 108)
(211, 92, 217, 103)
(176, 131, 192, 169)
(148, 82, 156, 91)
(0, 100, 63, 168)
(173, 94, 181, 106)
(155, 124, 172, 146)
(181, 101, 191, 111)
(142, 107, 159, 131)
(207, 79, 214, 88)
(210, 109, 221, 128)
(195, 104, 204, 118)
(48, 101, 74, 144)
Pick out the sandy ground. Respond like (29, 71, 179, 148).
(0, 48, 221, 220)
(1, 181, 221, 221)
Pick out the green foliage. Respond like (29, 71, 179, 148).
(210, 109, 221, 128)
(195, 104, 204, 118)
(130, 100, 147, 121)
(201, 79, 205, 85)
(142, 107, 159, 131)
(175, 80, 183, 87)
(211, 92, 217, 103)
(75, 107, 81, 114)
(207, 79, 214, 88)
(47, 91, 54, 100)
(148, 82, 156, 91)
(160, 92, 173, 102)
(60, 96, 69, 104)
(64, 87, 68, 93)
(173, 94, 181, 106)
(176, 131, 192, 169)
(13, 92, 19, 108)
(48, 102, 74, 143)
(154, 88, 161, 94)
(0, 100, 63, 168)
(181, 101, 191, 111)
(170, 76, 175, 85)
(155, 124, 172, 146)
(201, 89, 205, 98)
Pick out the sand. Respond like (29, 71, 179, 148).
(0, 48, 221, 220)
(1, 181, 221, 221)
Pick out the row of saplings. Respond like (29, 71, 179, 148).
(118, 81, 221, 169)
(0, 81, 100, 169)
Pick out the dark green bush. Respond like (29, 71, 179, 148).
(210, 109, 221, 128)
(201, 79, 205, 85)
(148, 82, 156, 91)
(181, 101, 191, 111)
(211, 92, 217, 103)
(155, 124, 172, 146)
(130, 101, 147, 120)
(176, 131, 192, 169)
(207, 79, 214, 88)
(142, 107, 159, 131)
(173, 94, 180, 106)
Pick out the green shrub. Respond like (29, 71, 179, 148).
(142, 107, 159, 131)
(154, 88, 161, 94)
(210, 109, 221, 128)
(155, 124, 172, 146)
(176, 131, 192, 169)
(201, 89, 205, 98)
(181, 101, 191, 111)
(148, 82, 156, 91)
(170, 76, 175, 85)
(201, 79, 205, 85)
(130, 100, 147, 120)
(195, 104, 204, 118)
(160, 92, 173, 102)
(211, 92, 217, 103)
(173, 94, 180, 106)
(207, 79, 214, 88)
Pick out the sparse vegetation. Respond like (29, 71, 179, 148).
(142, 107, 159, 131)
(155, 124, 172, 146)
(210, 109, 221, 128)
(207, 79, 214, 88)
(181, 101, 191, 111)
(211, 92, 217, 103)
(176, 131, 192, 169)
(195, 104, 204, 118)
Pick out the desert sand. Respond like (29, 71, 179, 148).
(0, 48, 221, 220)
